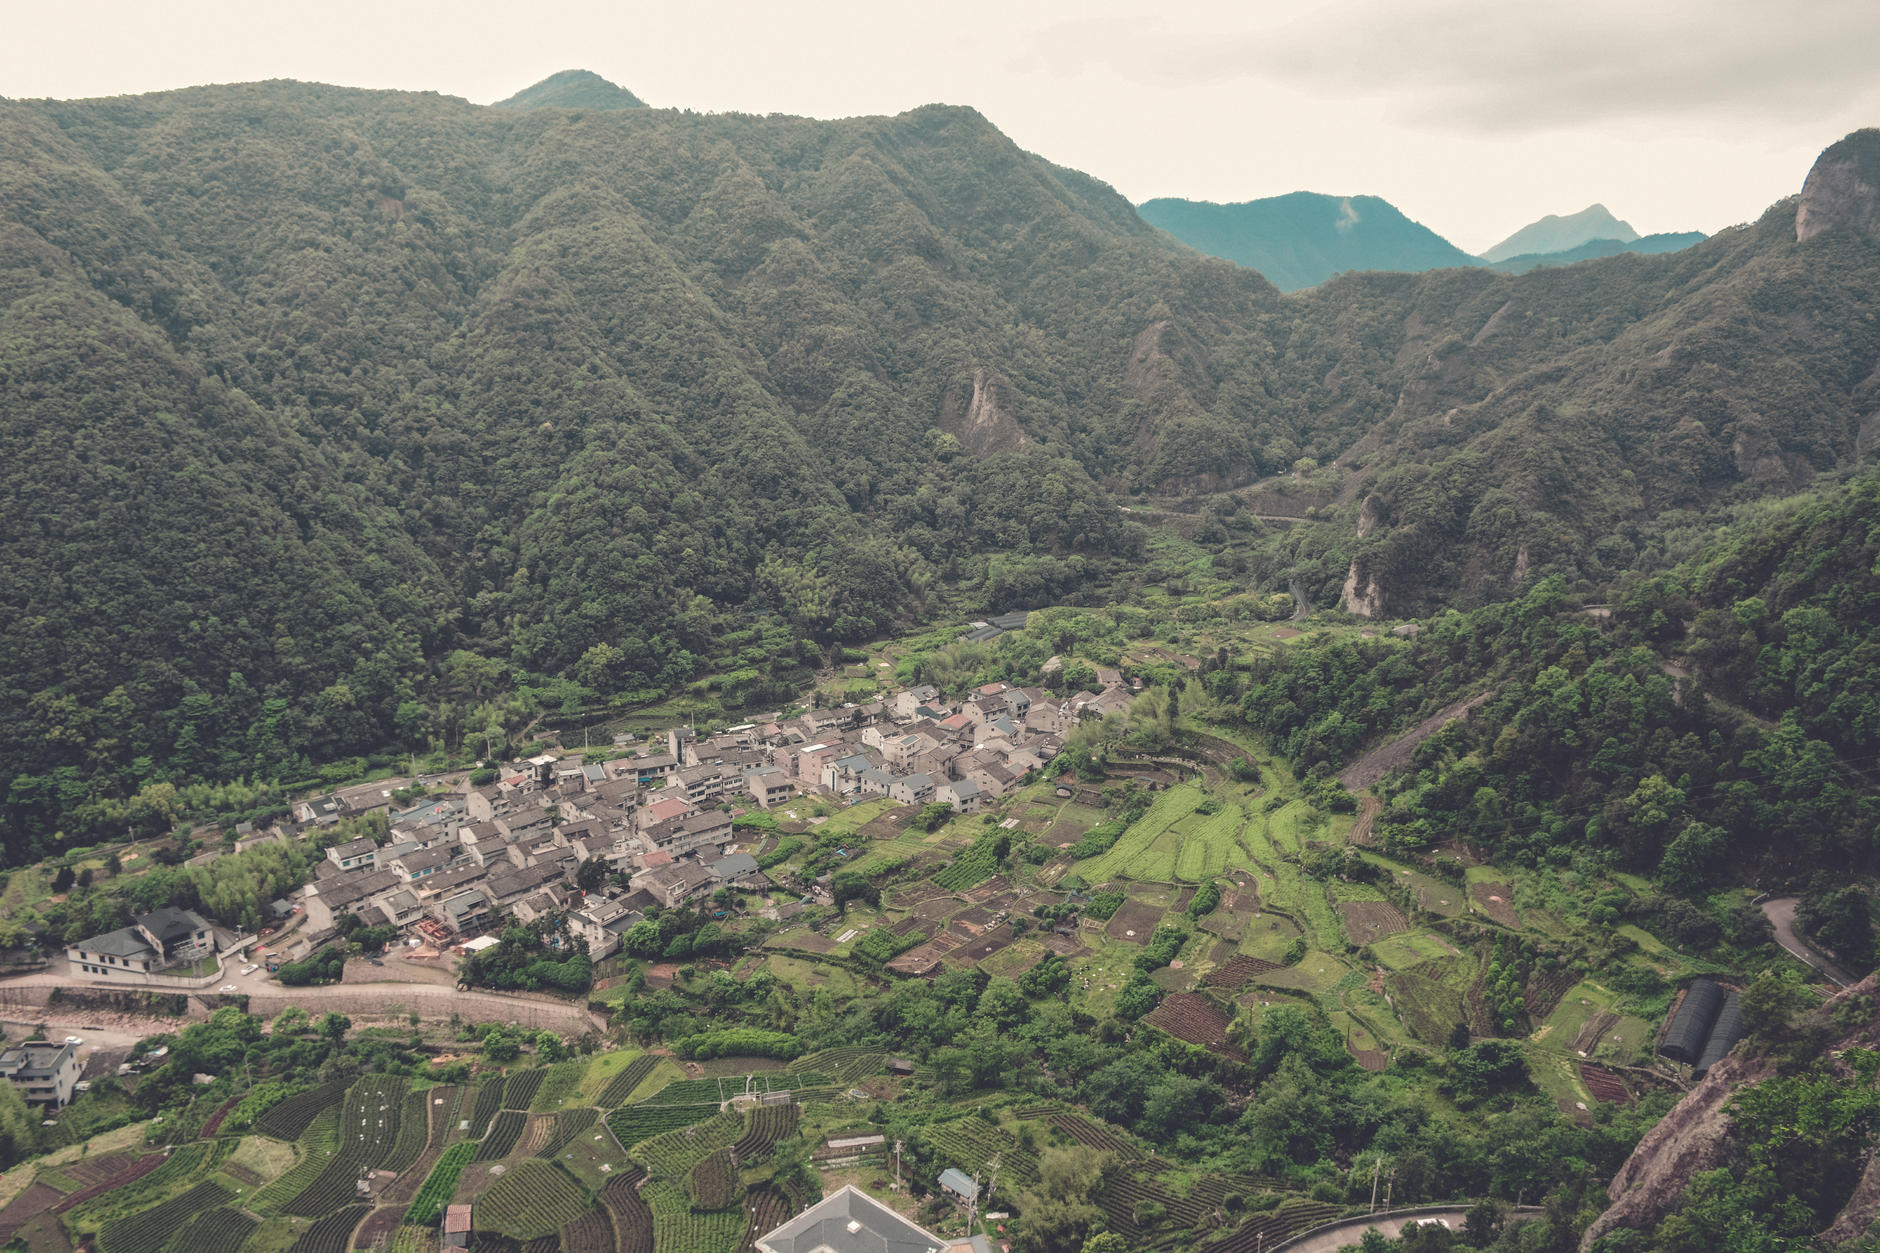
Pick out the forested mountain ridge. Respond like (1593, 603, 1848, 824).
(0, 79, 1876, 854)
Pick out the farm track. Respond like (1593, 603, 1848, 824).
(1339, 691, 1494, 792)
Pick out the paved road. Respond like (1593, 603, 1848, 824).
(1282, 1209, 1472, 1253)
(1761, 896, 1854, 986)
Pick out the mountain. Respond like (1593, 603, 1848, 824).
(1483, 230, 1707, 273)
(1136, 191, 1480, 291)
(493, 68, 646, 110)
(1480, 203, 1639, 262)
(2, 80, 1878, 850)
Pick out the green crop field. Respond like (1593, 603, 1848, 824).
(474, 1160, 592, 1240)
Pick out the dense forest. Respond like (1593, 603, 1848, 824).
(0, 81, 1876, 857)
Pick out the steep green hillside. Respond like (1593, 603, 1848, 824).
(1138, 191, 1481, 291)
(1, 84, 1877, 854)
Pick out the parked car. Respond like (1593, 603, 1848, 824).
(240, 963, 259, 975)
(63, 1036, 82, 1046)
(218, 983, 238, 993)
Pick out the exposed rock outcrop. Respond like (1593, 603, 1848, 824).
(1356, 494, 1384, 538)
(1580, 1051, 1772, 1249)
(940, 367, 1030, 456)
(1796, 129, 1880, 245)
(1582, 974, 1880, 1250)
(1342, 558, 1384, 617)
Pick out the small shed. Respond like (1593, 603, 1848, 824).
(939, 1167, 981, 1204)
(1659, 977, 1726, 1064)
(442, 1203, 472, 1249)
(886, 1057, 915, 1077)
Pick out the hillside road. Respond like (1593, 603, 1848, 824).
(1761, 896, 1855, 986)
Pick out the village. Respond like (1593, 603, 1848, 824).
(47, 653, 1143, 1003)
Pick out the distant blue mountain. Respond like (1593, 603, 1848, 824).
(1485, 232, 1709, 274)
(1136, 192, 1480, 292)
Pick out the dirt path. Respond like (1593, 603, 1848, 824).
(1761, 896, 1855, 986)
(1339, 691, 1494, 793)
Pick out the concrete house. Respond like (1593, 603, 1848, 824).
(326, 837, 378, 873)
(743, 766, 793, 809)
(631, 861, 716, 908)
(889, 773, 936, 806)
(67, 907, 216, 983)
(936, 779, 981, 814)
(0, 1041, 81, 1108)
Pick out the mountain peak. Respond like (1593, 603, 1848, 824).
(1137, 191, 1478, 291)
(1796, 128, 1880, 244)
(1481, 203, 1639, 262)
(493, 69, 646, 111)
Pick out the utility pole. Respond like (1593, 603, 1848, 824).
(894, 1139, 904, 1192)
(1385, 1168, 1394, 1212)
(1370, 1157, 1382, 1213)
(985, 1152, 1001, 1210)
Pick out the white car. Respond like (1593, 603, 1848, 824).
(219, 984, 238, 993)
(240, 963, 259, 975)
(63, 1036, 82, 1046)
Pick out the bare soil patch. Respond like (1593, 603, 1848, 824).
(1105, 900, 1165, 944)
(1203, 955, 1283, 988)
(765, 932, 837, 954)
(857, 806, 917, 839)
(947, 923, 1017, 967)
(1580, 1063, 1634, 1106)
(1143, 993, 1243, 1060)
(1338, 901, 1409, 946)
(1351, 1048, 1390, 1072)
(1339, 690, 1493, 792)
(1469, 882, 1520, 929)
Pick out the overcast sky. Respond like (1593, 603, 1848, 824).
(7, 0, 1877, 253)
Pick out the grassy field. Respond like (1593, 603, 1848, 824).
(1078, 783, 1207, 882)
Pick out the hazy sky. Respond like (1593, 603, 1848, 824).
(7, 0, 1878, 253)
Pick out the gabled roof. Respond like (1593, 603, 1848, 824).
(756, 1184, 951, 1253)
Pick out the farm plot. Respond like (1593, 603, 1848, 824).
(257, 1079, 350, 1141)
(1338, 901, 1409, 946)
(173, 1205, 258, 1250)
(475, 1160, 592, 1240)
(1077, 784, 1206, 882)
(536, 1109, 600, 1159)
(600, 1169, 654, 1253)
(786, 1048, 883, 1083)
(48, 1153, 165, 1215)
(286, 1203, 367, 1253)
(596, 1056, 661, 1108)
(476, 1112, 528, 1161)
(97, 1181, 231, 1253)
(1469, 881, 1521, 928)
(532, 1061, 589, 1111)
(734, 1185, 795, 1253)
(406, 1143, 475, 1226)
(632, 1110, 742, 1179)
(729, 1105, 799, 1165)
(1105, 899, 1164, 944)
(503, 1071, 546, 1111)
(381, 1091, 429, 1174)
(1048, 1114, 1144, 1160)
(340, 1075, 410, 1166)
(607, 1105, 712, 1150)
(1143, 993, 1241, 1058)
(520, 1114, 556, 1155)
(1369, 932, 1460, 970)
(355, 1204, 410, 1249)
(1196, 1199, 1339, 1253)
(467, 1080, 506, 1137)
(1580, 1064, 1634, 1106)
(249, 1110, 339, 1215)
(687, 1149, 740, 1210)
(1174, 805, 1251, 881)
(646, 1180, 744, 1253)
(921, 1118, 1038, 1185)
(1203, 955, 1282, 988)
(561, 1207, 617, 1253)
(1384, 968, 1472, 1044)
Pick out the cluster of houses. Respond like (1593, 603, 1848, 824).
(59, 670, 1138, 982)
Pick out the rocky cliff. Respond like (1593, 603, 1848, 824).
(1582, 974, 1880, 1249)
(1796, 129, 1880, 244)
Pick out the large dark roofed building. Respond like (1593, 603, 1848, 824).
(1659, 977, 1727, 1065)
(1692, 988, 1744, 1078)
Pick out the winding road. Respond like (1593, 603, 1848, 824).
(1760, 896, 1855, 986)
